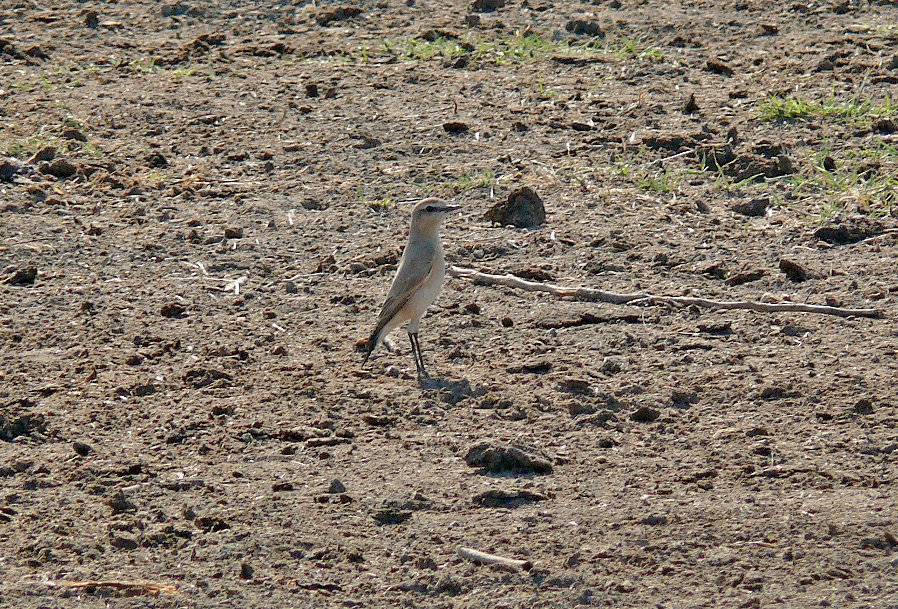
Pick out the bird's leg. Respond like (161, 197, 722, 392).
(408, 332, 428, 378)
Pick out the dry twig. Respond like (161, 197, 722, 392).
(458, 547, 532, 571)
(46, 580, 178, 596)
(447, 266, 883, 319)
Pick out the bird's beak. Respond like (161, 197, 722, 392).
(444, 205, 461, 212)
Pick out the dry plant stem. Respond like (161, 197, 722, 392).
(448, 266, 884, 319)
(46, 580, 178, 596)
(458, 547, 533, 570)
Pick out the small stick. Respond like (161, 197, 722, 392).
(46, 580, 178, 596)
(447, 266, 883, 319)
(458, 546, 533, 571)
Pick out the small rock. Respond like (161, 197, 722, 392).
(779, 259, 810, 282)
(305, 83, 319, 97)
(442, 121, 469, 134)
(853, 399, 874, 415)
(565, 19, 603, 37)
(464, 14, 481, 26)
(630, 406, 660, 423)
(873, 118, 897, 134)
(84, 10, 99, 28)
(28, 145, 56, 164)
(501, 317, 514, 327)
(731, 198, 768, 217)
(507, 359, 552, 374)
(240, 562, 254, 579)
(814, 220, 883, 245)
(316, 6, 362, 26)
(272, 482, 294, 492)
(146, 152, 168, 168)
(641, 514, 668, 526)
(5, 266, 37, 285)
(472, 488, 548, 507)
(706, 59, 734, 76)
(601, 357, 622, 374)
(224, 226, 243, 239)
(372, 502, 413, 525)
(0, 157, 22, 182)
(464, 441, 553, 474)
(683, 92, 699, 114)
(43, 159, 77, 179)
(471, 0, 505, 11)
(61, 128, 87, 142)
(328, 478, 346, 494)
(484, 186, 546, 228)
(110, 535, 139, 550)
(160, 303, 187, 318)
(73, 441, 93, 456)
(108, 491, 137, 514)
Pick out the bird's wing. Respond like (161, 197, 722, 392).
(371, 241, 436, 340)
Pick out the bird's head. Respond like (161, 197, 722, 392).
(410, 198, 460, 231)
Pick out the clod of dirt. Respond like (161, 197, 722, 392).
(83, 10, 99, 28)
(442, 121, 469, 134)
(160, 303, 187, 319)
(27, 146, 55, 165)
(195, 516, 231, 532)
(471, 0, 505, 12)
(683, 92, 699, 114)
(484, 186, 546, 228)
(0, 157, 22, 182)
(110, 534, 139, 550)
(507, 359, 552, 374)
(472, 488, 548, 508)
(73, 441, 93, 456)
(565, 19, 604, 37)
(630, 406, 660, 422)
(161, 2, 191, 18)
(24, 45, 48, 60)
(464, 14, 481, 26)
(814, 218, 883, 245)
(706, 59, 734, 76)
(4, 266, 37, 285)
(108, 491, 137, 514)
(316, 6, 363, 26)
(372, 502, 413, 525)
(731, 198, 768, 217)
(725, 153, 794, 181)
(726, 269, 765, 286)
(224, 226, 243, 239)
(328, 479, 346, 494)
(61, 128, 87, 142)
(464, 441, 554, 475)
(146, 152, 168, 168)
(670, 390, 698, 408)
(0, 410, 47, 441)
(42, 159, 77, 179)
(779, 259, 811, 282)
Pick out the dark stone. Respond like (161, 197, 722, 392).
(464, 441, 553, 474)
(484, 186, 545, 228)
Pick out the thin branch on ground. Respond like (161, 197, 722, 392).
(447, 266, 884, 319)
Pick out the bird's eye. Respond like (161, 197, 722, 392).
(425, 206, 435, 212)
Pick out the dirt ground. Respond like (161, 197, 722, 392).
(2, 1, 898, 607)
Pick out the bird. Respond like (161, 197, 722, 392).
(362, 198, 460, 378)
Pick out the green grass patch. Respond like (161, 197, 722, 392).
(758, 94, 898, 123)
(384, 32, 604, 66)
(446, 169, 496, 193)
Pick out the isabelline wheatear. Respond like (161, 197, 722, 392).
(363, 198, 460, 378)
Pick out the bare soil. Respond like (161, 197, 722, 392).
(2, 1, 898, 607)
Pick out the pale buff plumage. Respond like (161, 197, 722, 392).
(363, 198, 459, 377)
